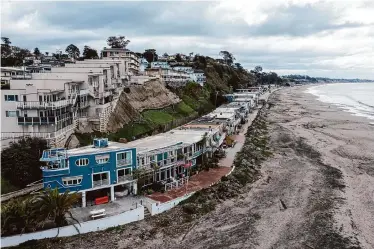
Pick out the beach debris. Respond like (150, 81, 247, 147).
(279, 199, 287, 210)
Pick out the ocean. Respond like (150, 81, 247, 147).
(306, 83, 374, 122)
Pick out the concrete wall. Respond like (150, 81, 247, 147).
(1, 206, 145, 248)
(146, 192, 195, 216)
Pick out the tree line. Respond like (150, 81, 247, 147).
(1, 37, 100, 67)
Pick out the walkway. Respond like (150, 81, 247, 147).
(219, 92, 271, 167)
(147, 167, 231, 203)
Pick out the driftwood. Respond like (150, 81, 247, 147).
(279, 199, 287, 210)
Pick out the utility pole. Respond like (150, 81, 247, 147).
(214, 91, 219, 108)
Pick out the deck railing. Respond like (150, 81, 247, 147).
(117, 175, 133, 183)
(16, 100, 72, 109)
(92, 179, 109, 187)
(116, 159, 132, 167)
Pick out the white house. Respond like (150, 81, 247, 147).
(0, 58, 135, 148)
(101, 47, 140, 75)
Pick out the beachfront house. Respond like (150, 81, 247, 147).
(39, 129, 216, 206)
(40, 138, 137, 207)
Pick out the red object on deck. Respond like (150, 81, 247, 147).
(184, 161, 192, 168)
(95, 196, 109, 205)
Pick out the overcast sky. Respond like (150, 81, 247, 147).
(1, 0, 374, 79)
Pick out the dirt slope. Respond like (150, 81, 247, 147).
(106, 80, 180, 132)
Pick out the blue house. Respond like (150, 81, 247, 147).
(40, 138, 137, 207)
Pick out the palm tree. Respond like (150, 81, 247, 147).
(1, 198, 38, 235)
(32, 188, 80, 229)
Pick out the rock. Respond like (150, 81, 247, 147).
(119, 138, 128, 143)
(67, 135, 80, 149)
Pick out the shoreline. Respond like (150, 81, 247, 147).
(303, 83, 374, 124)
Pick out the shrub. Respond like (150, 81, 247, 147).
(221, 176, 229, 182)
(182, 203, 197, 214)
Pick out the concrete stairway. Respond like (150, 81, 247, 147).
(144, 208, 151, 218)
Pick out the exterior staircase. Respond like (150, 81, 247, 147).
(144, 207, 151, 218)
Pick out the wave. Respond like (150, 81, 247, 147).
(305, 83, 374, 121)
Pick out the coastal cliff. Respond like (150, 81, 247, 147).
(106, 80, 180, 132)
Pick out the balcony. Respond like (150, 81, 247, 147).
(116, 159, 132, 167)
(42, 167, 70, 178)
(16, 100, 72, 109)
(79, 89, 90, 95)
(93, 179, 110, 187)
(18, 116, 55, 125)
(11, 74, 32, 80)
(117, 175, 133, 183)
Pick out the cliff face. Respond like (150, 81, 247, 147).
(106, 80, 180, 132)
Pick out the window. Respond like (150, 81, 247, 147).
(62, 176, 82, 186)
(75, 158, 89, 166)
(118, 168, 131, 177)
(92, 172, 109, 187)
(4, 95, 18, 101)
(5, 111, 19, 117)
(95, 154, 109, 164)
(116, 151, 131, 166)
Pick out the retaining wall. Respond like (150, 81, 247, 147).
(1, 206, 145, 247)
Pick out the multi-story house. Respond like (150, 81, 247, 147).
(101, 47, 140, 75)
(1, 77, 83, 148)
(151, 61, 170, 69)
(40, 138, 137, 207)
(1, 59, 131, 148)
(1, 67, 32, 86)
(192, 70, 206, 86)
(145, 68, 190, 88)
(172, 67, 206, 87)
(139, 58, 149, 73)
(40, 127, 216, 206)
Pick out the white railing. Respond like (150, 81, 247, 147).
(117, 175, 133, 183)
(11, 74, 32, 79)
(52, 123, 76, 139)
(92, 179, 110, 187)
(116, 159, 132, 167)
(79, 89, 90, 95)
(1, 132, 51, 140)
(16, 100, 72, 109)
(165, 177, 189, 191)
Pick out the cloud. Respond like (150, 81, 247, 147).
(1, 0, 373, 79)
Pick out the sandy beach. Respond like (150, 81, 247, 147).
(27, 86, 374, 249)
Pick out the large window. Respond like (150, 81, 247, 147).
(5, 111, 19, 117)
(116, 151, 132, 166)
(117, 168, 132, 182)
(92, 172, 109, 187)
(62, 176, 83, 186)
(75, 158, 89, 166)
(95, 154, 110, 164)
(4, 95, 18, 102)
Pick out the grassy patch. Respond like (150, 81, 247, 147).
(142, 110, 174, 125)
